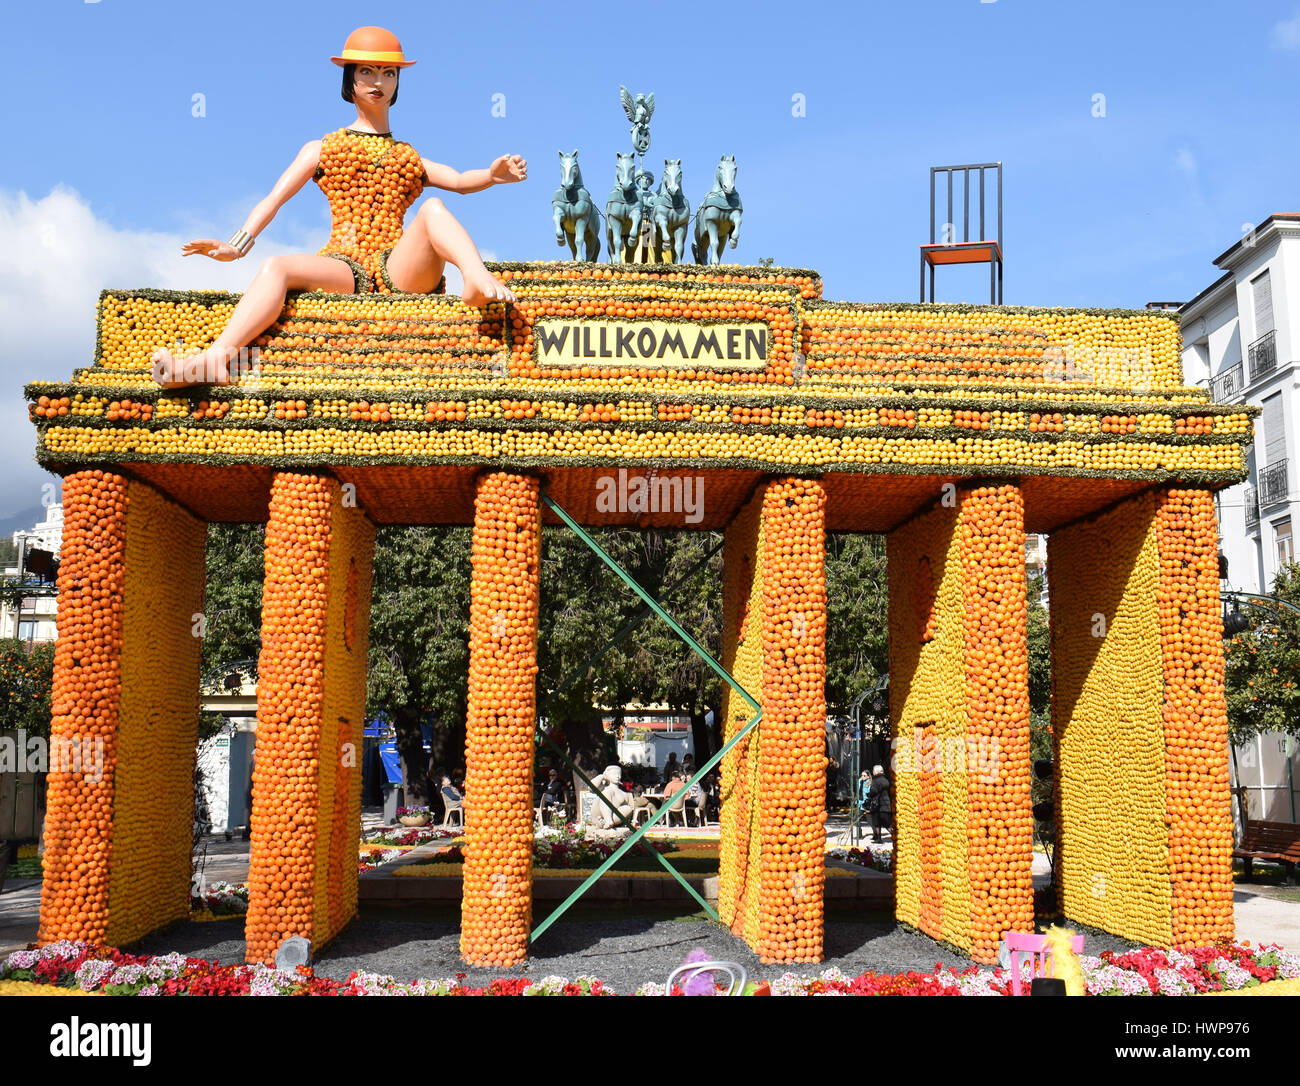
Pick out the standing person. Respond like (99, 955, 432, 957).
(661, 752, 680, 786)
(868, 764, 892, 844)
(856, 770, 871, 819)
(149, 25, 527, 388)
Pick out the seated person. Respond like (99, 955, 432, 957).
(684, 777, 706, 820)
(662, 771, 686, 801)
(629, 783, 659, 815)
(441, 774, 464, 813)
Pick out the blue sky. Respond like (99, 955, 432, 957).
(1, 0, 1299, 514)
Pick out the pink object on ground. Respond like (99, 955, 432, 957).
(1004, 931, 1084, 997)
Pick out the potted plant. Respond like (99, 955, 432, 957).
(397, 805, 431, 827)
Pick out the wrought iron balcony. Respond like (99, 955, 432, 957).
(1245, 486, 1259, 533)
(1211, 362, 1244, 403)
(1248, 329, 1277, 382)
(1259, 459, 1289, 508)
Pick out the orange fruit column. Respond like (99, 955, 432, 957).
(244, 473, 375, 964)
(718, 478, 827, 964)
(38, 470, 206, 947)
(887, 483, 1033, 963)
(460, 471, 541, 967)
(1049, 492, 1170, 945)
(959, 484, 1034, 963)
(1048, 487, 1233, 949)
(756, 478, 828, 963)
(1155, 489, 1234, 947)
(718, 488, 762, 937)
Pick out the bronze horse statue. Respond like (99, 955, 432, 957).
(650, 159, 690, 264)
(604, 152, 642, 263)
(552, 150, 601, 261)
(692, 155, 742, 265)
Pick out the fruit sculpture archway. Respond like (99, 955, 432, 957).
(26, 261, 1253, 966)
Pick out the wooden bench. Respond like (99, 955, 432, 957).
(1234, 820, 1300, 884)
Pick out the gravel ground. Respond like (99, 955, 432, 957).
(127, 907, 1142, 994)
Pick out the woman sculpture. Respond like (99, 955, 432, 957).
(151, 26, 526, 388)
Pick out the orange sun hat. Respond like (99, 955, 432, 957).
(331, 26, 417, 68)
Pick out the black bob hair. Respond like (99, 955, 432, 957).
(341, 63, 399, 106)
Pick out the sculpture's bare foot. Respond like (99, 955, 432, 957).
(461, 270, 514, 307)
(151, 347, 231, 388)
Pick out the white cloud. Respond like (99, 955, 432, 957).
(0, 186, 310, 518)
(1174, 146, 1198, 178)
(0, 187, 498, 520)
(1273, 10, 1300, 49)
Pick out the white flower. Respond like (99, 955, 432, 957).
(769, 972, 811, 996)
(74, 959, 115, 991)
(1270, 947, 1300, 979)
(1209, 959, 1252, 990)
(1153, 968, 1194, 996)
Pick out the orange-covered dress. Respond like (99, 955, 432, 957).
(314, 127, 444, 294)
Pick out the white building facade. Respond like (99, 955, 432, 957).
(0, 503, 63, 644)
(1180, 213, 1300, 823)
(1180, 213, 1300, 595)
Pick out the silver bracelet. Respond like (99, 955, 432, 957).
(229, 229, 255, 256)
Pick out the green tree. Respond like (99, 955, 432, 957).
(200, 523, 265, 683)
(1224, 562, 1300, 745)
(366, 525, 473, 803)
(1027, 572, 1051, 719)
(0, 638, 54, 736)
(537, 526, 661, 773)
(824, 533, 889, 725)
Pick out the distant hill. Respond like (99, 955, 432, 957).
(0, 505, 52, 542)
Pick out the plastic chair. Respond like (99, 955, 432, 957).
(664, 789, 691, 828)
(442, 799, 464, 829)
(1004, 931, 1084, 996)
(630, 803, 653, 827)
(664, 960, 747, 996)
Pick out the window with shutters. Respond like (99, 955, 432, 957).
(1253, 270, 1274, 337)
(1258, 395, 1290, 506)
(1262, 394, 1286, 464)
(1275, 518, 1293, 568)
(1247, 270, 1278, 381)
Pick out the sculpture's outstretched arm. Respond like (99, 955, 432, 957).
(182, 141, 321, 261)
(422, 154, 527, 195)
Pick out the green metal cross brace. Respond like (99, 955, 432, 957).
(529, 490, 762, 944)
(534, 730, 717, 916)
(530, 534, 725, 912)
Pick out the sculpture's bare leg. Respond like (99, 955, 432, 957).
(151, 253, 354, 388)
(387, 196, 513, 306)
